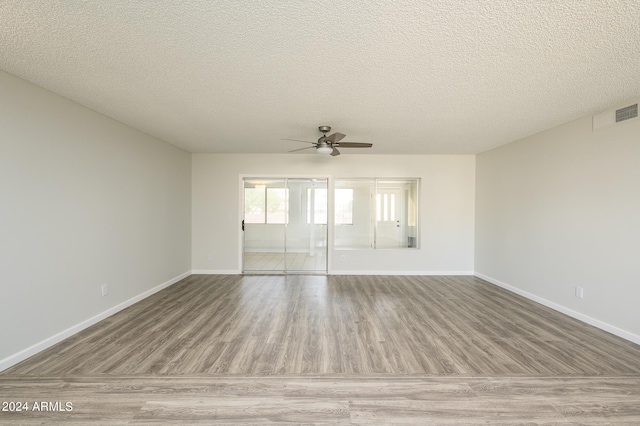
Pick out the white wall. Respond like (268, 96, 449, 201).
(0, 71, 192, 368)
(475, 113, 640, 342)
(192, 154, 475, 274)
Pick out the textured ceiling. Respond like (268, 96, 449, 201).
(1, 1, 639, 154)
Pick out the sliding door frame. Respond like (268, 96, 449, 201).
(239, 174, 332, 274)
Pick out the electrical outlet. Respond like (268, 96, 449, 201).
(101, 284, 109, 296)
(207, 253, 213, 262)
(575, 286, 584, 299)
(340, 254, 346, 262)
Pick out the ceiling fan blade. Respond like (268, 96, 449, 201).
(288, 146, 315, 153)
(325, 132, 346, 143)
(330, 147, 341, 156)
(281, 138, 316, 144)
(335, 142, 373, 148)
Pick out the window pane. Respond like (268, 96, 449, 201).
(377, 179, 419, 248)
(336, 178, 419, 249)
(335, 188, 353, 224)
(334, 179, 374, 249)
(314, 188, 327, 224)
(266, 188, 288, 224)
(307, 188, 328, 224)
(244, 187, 265, 223)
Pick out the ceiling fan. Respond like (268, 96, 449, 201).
(282, 126, 372, 156)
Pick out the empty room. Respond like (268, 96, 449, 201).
(1, 1, 639, 424)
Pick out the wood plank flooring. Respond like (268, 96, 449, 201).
(2, 376, 640, 424)
(2, 274, 640, 424)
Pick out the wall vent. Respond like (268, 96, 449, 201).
(616, 103, 638, 123)
(593, 100, 639, 131)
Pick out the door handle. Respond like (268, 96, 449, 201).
(242, 219, 245, 231)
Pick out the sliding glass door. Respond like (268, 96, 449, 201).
(243, 178, 286, 272)
(243, 177, 327, 273)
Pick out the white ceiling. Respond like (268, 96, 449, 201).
(1, 1, 639, 155)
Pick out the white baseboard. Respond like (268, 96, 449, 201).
(191, 269, 475, 276)
(192, 269, 242, 275)
(329, 270, 475, 276)
(0, 271, 191, 373)
(475, 272, 640, 346)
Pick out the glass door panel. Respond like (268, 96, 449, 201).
(243, 178, 286, 272)
(286, 179, 327, 273)
(243, 177, 327, 273)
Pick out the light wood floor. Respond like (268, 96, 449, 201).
(2, 274, 640, 424)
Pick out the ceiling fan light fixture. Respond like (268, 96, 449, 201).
(316, 146, 333, 155)
(283, 126, 372, 156)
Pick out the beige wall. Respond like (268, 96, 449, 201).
(192, 153, 476, 274)
(0, 71, 192, 368)
(475, 113, 640, 342)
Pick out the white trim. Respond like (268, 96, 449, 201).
(475, 272, 640, 345)
(0, 271, 191, 373)
(330, 270, 475, 276)
(192, 269, 242, 275)
(191, 269, 474, 276)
